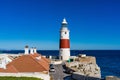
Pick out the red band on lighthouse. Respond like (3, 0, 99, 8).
(59, 39, 70, 48)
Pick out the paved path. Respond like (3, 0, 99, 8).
(50, 64, 72, 80)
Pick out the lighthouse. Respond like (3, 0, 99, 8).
(59, 18, 70, 61)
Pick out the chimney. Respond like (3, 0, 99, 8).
(30, 47, 34, 54)
(24, 45, 29, 55)
(33, 47, 37, 53)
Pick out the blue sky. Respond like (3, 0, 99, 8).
(0, 0, 120, 50)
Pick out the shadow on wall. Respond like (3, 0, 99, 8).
(63, 75, 106, 80)
(64, 76, 72, 80)
(71, 74, 101, 80)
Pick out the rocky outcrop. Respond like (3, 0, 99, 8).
(66, 55, 101, 79)
(106, 76, 120, 80)
(77, 56, 96, 64)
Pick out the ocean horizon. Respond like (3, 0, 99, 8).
(0, 50, 120, 78)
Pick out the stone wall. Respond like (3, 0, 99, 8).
(72, 72, 100, 80)
(78, 56, 96, 64)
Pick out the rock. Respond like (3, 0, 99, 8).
(78, 56, 96, 64)
(106, 76, 120, 80)
(66, 56, 101, 79)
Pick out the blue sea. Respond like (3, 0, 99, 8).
(0, 50, 120, 78)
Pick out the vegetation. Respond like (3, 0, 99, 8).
(0, 76, 43, 80)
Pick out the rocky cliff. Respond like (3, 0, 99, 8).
(66, 55, 101, 79)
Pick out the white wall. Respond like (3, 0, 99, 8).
(0, 72, 50, 80)
(60, 48, 70, 60)
(51, 61, 62, 65)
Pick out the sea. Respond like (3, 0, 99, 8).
(0, 50, 120, 78)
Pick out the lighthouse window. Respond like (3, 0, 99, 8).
(65, 32, 67, 34)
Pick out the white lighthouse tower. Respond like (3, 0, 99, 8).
(59, 18, 70, 61)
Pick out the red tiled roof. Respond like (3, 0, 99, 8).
(0, 53, 50, 73)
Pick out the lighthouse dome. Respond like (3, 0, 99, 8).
(62, 18, 67, 24)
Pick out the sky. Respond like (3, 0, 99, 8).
(0, 0, 120, 50)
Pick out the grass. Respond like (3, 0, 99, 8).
(0, 76, 43, 80)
